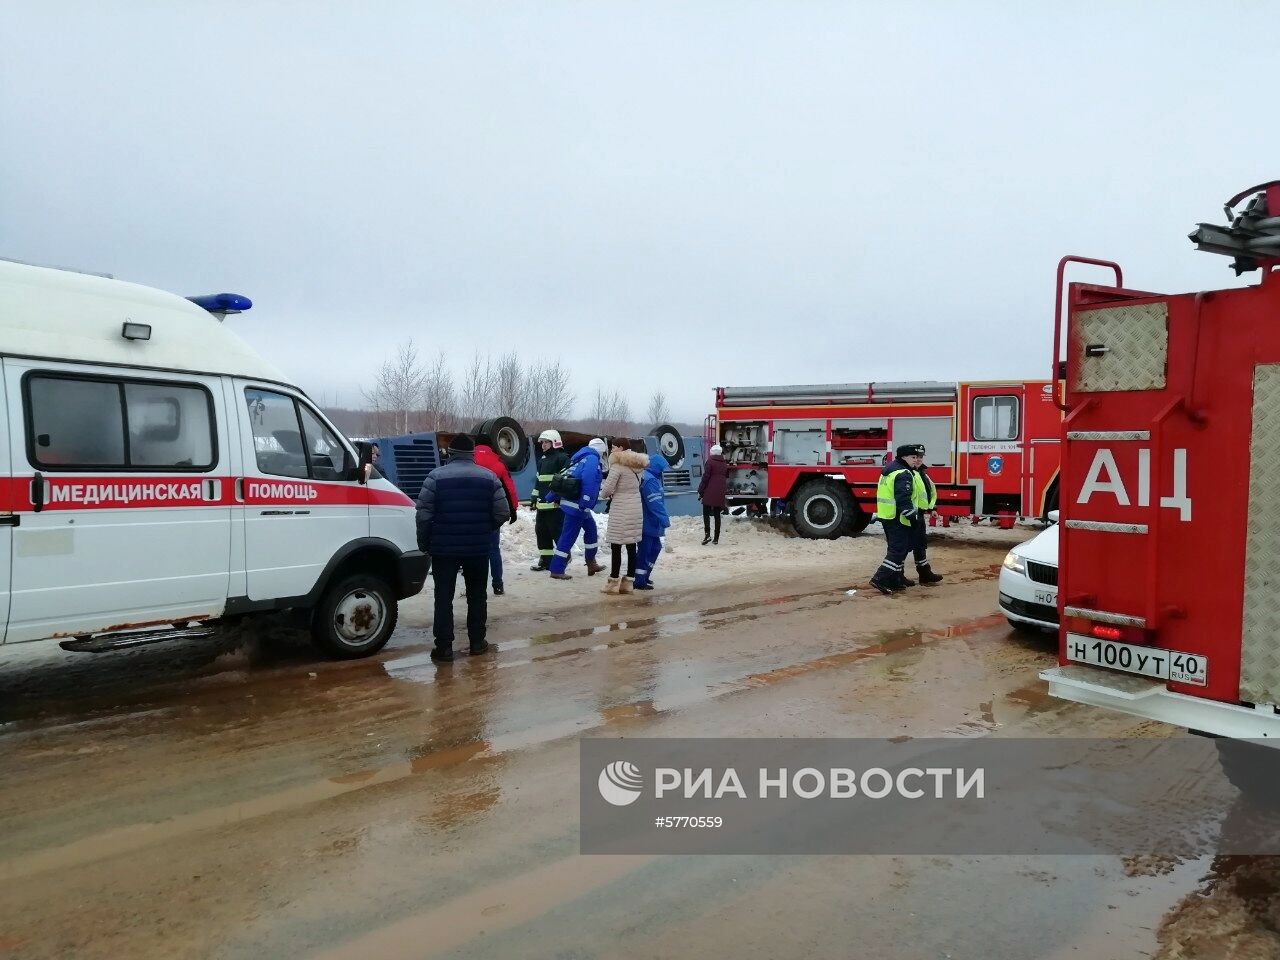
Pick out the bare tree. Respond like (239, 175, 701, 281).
(607, 391, 631, 432)
(645, 391, 670, 425)
(537, 360, 574, 421)
(459, 351, 496, 422)
(587, 386, 612, 435)
(362, 339, 426, 435)
(421, 349, 456, 431)
(494, 351, 523, 416)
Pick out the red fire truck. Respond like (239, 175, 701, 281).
(1041, 181, 1280, 744)
(707, 380, 1062, 537)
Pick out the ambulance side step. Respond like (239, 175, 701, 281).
(59, 626, 215, 653)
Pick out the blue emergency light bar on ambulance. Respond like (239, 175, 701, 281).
(0, 258, 427, 659)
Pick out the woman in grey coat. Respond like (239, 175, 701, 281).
(599, 439, 649, 594)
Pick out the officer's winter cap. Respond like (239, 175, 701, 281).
(896, 443, 925, 458)
(450, 434, 476, 453)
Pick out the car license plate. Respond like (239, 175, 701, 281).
(1034, 588, 1057, 605)
(1064, 634, 1208, 686)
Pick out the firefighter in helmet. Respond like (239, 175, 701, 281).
(870, 443, 944, 594)
(529, 429, 570, 571)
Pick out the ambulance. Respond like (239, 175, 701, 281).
(0, 259, 427, 659)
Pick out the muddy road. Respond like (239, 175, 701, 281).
(0, 526, 1271, 959)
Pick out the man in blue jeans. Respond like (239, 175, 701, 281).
(415, 434, 512, 662)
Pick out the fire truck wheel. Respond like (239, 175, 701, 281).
(792, 480, 855, 539)
(1216, 738, 1280, 800)
(843, 505, 870, 536)
(476, 417, 530, 472)
(649, 424, 685, 467)
(1042, 479, 1060, 519)
(312, 573, 399, 659)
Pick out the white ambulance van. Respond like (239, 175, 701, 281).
(0, 259, 428, 659)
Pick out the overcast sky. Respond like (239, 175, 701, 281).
(1, 2, 1273, 422)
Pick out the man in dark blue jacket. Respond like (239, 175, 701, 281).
(416, 434, 512, 661)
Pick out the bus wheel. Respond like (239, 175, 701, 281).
(791, 480, 855, 539)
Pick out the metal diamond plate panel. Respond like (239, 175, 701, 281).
(1241, 365, 1280, 705)
(1070, 303, 1168, 392)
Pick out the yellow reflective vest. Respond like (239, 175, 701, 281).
(876, 468, 936, 524)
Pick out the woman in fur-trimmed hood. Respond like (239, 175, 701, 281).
(599, 441, 650, 593)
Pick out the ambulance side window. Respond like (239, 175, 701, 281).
(25, 373, 216, 471)
(244, 388, 351, 481)
(27, 376, 126, 468)
(245, 389, 309, 479)
(298, 405, 348, 481)
(972, 396, 1019, 441)
(124, 382, 215, 468)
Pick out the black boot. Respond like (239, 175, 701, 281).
(430, 646, 455, 663)
(701, 536, 712, 545)
(529, 558, 549, 571)
(917, 566, 944, 585)
(897, 573, 916, 587)
(869, 574, 897, 595)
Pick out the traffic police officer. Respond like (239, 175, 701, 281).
(529, 429, 569, 571)
(870, 443, 944, 594)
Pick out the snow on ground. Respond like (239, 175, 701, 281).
(416, 506, 1041, 626)
(499, 507, 1036, 573)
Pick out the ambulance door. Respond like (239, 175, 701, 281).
(4, 361, 232, 644)
(236, 382, 368, 602)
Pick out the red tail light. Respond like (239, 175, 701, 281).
(1089, 624, 1124, 642)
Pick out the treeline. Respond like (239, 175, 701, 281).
(333, 339, 688, 441)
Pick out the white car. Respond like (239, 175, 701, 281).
(998, 513, 1059, 632)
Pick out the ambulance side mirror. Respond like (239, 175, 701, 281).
(355, 441, 376, 485)
(1047, 509, 1060, 524)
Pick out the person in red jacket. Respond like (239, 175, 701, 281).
(474, 440, 520, 595)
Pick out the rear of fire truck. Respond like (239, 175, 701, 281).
(1041, 182, 1280, 748)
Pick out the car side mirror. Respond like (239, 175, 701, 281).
(355, 441, 376, 485)
(1047, 509, 1060, 524)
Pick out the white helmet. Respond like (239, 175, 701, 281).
(538, 429, 563, 448)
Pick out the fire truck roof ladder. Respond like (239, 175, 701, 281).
(1188, 181, 1280, 275)
(718, 381, 956, 407)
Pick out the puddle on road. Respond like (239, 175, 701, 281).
(0, 609, 1010, 882)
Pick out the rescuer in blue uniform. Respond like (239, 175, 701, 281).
(633, 452, 671, 590)
(870, 443, 944, 594)
(545, 438, 608, 579)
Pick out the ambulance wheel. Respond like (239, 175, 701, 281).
(792, 480, 855, 539)
(312, 574, 398, 659)
(649, 424, 685, 467)
(476, 417, 530, 472)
